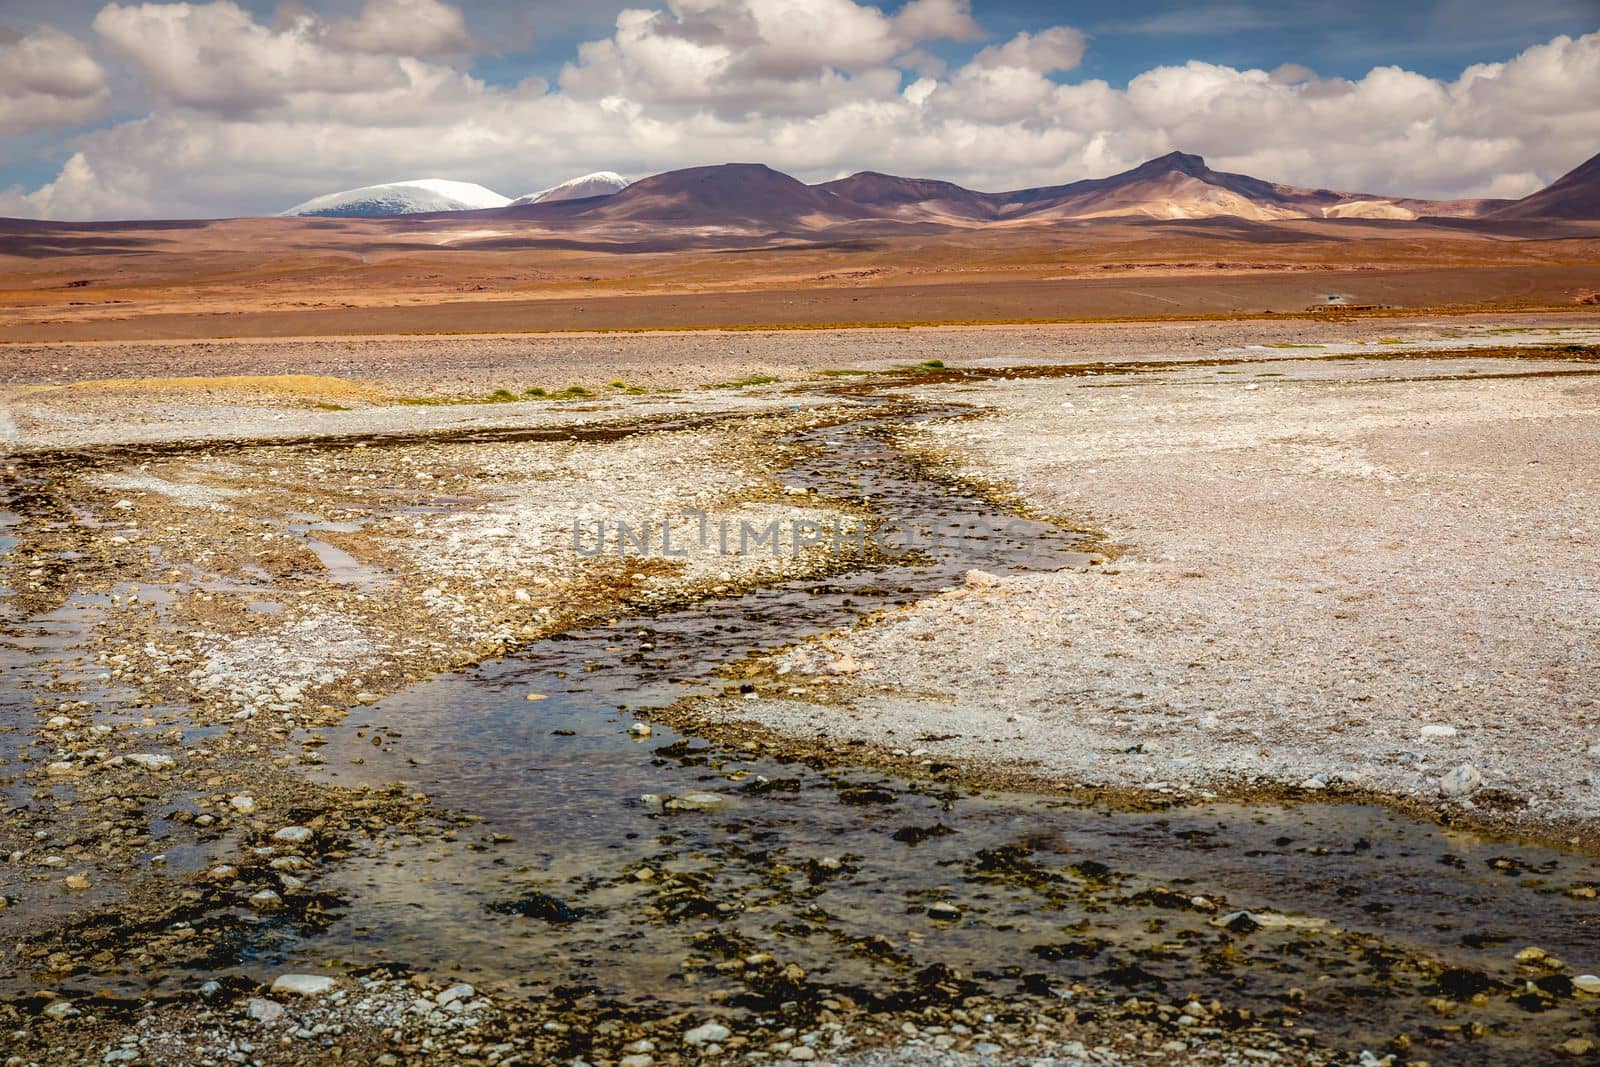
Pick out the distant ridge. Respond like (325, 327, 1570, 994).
(505, 152, 1530, 233)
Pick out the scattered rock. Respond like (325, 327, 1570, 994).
(436, 982, 475, 1005)
(628, 722, 653, 738)
(126, 753, 176, 771)
(1574, 975, 1600, 995)
(684, 1022, 732, 1046)
(1439, 763, 1482, 797)
(664, 791, 732, 813)
(249, 889, 283, 910)
(927, 901, 963, 921)
(1420, 724, 1458, 739)
(63, 872, 92, 892)
(230, 795, 258, 815)
(272, 826, 314, 844)
(271, 974, 336, 996)
(247, 997, 285, 1025)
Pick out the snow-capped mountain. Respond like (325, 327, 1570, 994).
(510, 172, 629, 206)
(281, 179, 511, 217)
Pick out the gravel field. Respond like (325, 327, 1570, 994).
(723, 345, 1600, 841)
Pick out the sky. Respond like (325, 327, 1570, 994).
(1, 0, 1597, 219)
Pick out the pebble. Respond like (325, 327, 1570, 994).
(619, 1057, 652, 1067)
(664, 791, 731, 813)
(436, 982, 475, 1006)
(126, 753, 176, 770)
(247, 997, 285, 1024)
(628, 723, 652, 738)
(927, 901, 963, 921)
(1439, 762, 1482, 797)
(230, 795, 258, 814)
(271, 974, 337, 995)
(63, 873, 92, 891)
(273, 825, 314, 844)
(249, 889, 283, 910)
(1574, 975, 1600, 995)
(1420, 724, 1458, 739)
(685, 1022, 732, 1046)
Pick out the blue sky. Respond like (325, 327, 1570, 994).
(2, 0, 1598, 218)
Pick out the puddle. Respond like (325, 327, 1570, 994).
(285, 519, 387, 590)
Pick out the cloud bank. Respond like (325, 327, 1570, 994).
(1, 0, 1597, 219)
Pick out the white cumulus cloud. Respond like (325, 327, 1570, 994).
(0, 26, 111, 134)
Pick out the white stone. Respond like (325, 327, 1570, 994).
(1575, 975, 1600, 995)
(273, 826, 314, 844)
(247, 997, 286, 1024)
(1439, 763, 1483, 797)
(435, 983, 475, 1006)
(230, 795, 258, 814)
(272, 974, 336, 996)
(685, 1022, 732, 1046)
(628, 722, 652, 738)
(126, 753, 176, 770)
(1420, 724, 1458, 739)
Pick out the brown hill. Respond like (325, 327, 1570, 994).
(1490, 151, 1600, 220)
(502, 163, 870, 228)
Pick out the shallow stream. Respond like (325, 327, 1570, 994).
(288, 399, 1600, 1063)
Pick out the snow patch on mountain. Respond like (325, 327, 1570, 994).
(282, 179, 511, 217)
(511, 172, 629, 206)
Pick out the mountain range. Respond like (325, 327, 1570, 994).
(277, 150, 1600, 229)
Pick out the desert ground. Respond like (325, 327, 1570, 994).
(2, 310, 1600, 1065)
(3, 204, 1598, 344)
